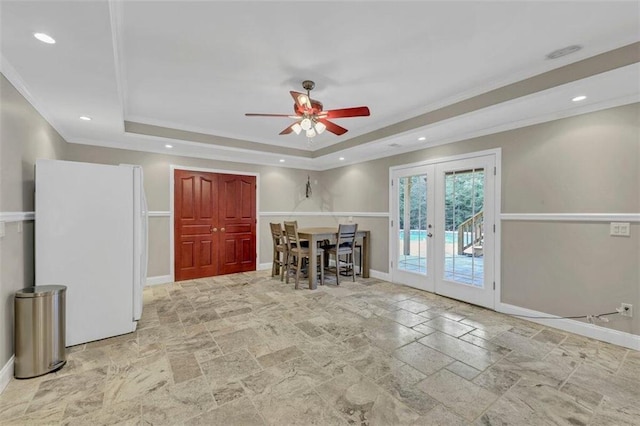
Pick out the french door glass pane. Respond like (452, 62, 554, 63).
(398, 175, 428, 274)
(443, 169, 484, 287)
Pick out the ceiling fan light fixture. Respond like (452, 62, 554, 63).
(314, 121, 326, 134)
(291, 123, 302, 135)
(300, 118, 312, 131)
(297, 94, 309, 107)
(306, 128, 316, 138)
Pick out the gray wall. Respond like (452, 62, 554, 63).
(0, 74, 66, 370)
(321, 103, 640, 335)
(1, 70, 638, 376)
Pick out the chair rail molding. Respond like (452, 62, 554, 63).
(0, 212, 35, 222)
(259, 211, 390, 218)
(501, 213, 640, 222)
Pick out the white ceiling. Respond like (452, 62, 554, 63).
(1, 1, 639, 170)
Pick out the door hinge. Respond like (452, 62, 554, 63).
(391, 179, 393, 186)
(391, 220, 393, 227)
(493, 224, 496, 232)
(493, 281, 496, 290)
(493, 166, 496, 175)
(390, 261, 393, 269)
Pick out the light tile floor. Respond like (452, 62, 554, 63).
(1, 270, 638, 425)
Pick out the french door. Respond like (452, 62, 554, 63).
(174, 169, 256, 281)
(391, 153, 496, 309)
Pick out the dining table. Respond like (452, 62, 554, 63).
(296, 227, 370, 290)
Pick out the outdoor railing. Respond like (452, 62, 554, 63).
(457, 211, 483, 255)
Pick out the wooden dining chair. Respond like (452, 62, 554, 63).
(283, 221, 324, 289)
(269, 222, 287, 281)
(323, 223, 358, 285)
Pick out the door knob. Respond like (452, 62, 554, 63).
(221, 228, 225, 232)
(211, 227, 217, 233)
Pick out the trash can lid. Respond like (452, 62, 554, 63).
(16, 285, 67, 298)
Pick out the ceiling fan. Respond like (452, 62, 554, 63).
(245, 80, 370, 137)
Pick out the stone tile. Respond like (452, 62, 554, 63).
(256, 345, 305, 368)
(414, 404, 469, 426)
(565, 362, 640, 406)
(376, 364, 438, 416)
(252, 388, 348, 426)
(459, 332, 511, 356)
(184, 397, 264, 426)
(343, 345, 406, 380)
(103, 353, 172, 405)
(477, 379, 592, 426)
(213, 327, 266, 355)
(411, 323, 437, 336)
(590, 395, 640, 426)
(363, 317, 425, 352)
(393, 341, 454, 375)
(293, 319, 326, 338)
(394, 300, 431, 314)
(446, 361, 481, 380)
(211, 381, 245, 406)
(491, 330, 554, 359)
(200, 349, 263, 388)
(560, 382, 603, 411)
(416, 369, 498, 422)
(381, 309, 429, 327)
(141, 376, 216, 424)
(419, 331, 500, 371)
(316, 367, 420, 425)
(60, 398, 141, 425)
(472, 362, 521, 395)
(423, 316, 475, 337)
(532, 328, 567, 345)
(169, 352, 203, 384)
(26, 366, 108, 413)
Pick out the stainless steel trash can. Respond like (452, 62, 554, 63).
(14, 285, 67, 378)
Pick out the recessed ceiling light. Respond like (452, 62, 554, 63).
(165, 144, 173, 149)
(572, 95, 587, 102)
(79, 116, 91, 121)
(279, 159, 285, 163)
(546, 45, 582, 60)
(418, 137, 426, 141)
(34, 33, 56, 44)
(339, 157, 345, 161)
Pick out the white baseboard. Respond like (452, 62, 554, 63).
(0, 356, 14, 395)
(369, 269, 390, 282)
(258, 262, 273, 271)
(146, 275, 172, 286)
(498, 303, 640, 351)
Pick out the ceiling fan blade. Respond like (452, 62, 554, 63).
(245, 113, 293, 117)
(290, 91, 311, 109)
(318, 118, 348, 136)
(325, 106, 370, 119)
(279, 123, 298, 135)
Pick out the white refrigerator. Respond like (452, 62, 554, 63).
(35, 159, 148, 347)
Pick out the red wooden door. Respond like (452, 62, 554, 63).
(174, 170, 256, 281)
(218, 174, 257, 275)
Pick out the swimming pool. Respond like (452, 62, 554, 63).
(398, 230, 458, 244)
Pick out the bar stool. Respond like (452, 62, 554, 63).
(284, 221, 324, 289)
(269, 222, 287, 281)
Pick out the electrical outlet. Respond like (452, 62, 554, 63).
(619, 303, 633, 318)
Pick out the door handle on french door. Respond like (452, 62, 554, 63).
(427, 233, 433, 237)
(211, 227, 217, 233)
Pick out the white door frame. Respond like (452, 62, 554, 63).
(169, 165, 260, 282)
(389, 148, 502, 309)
